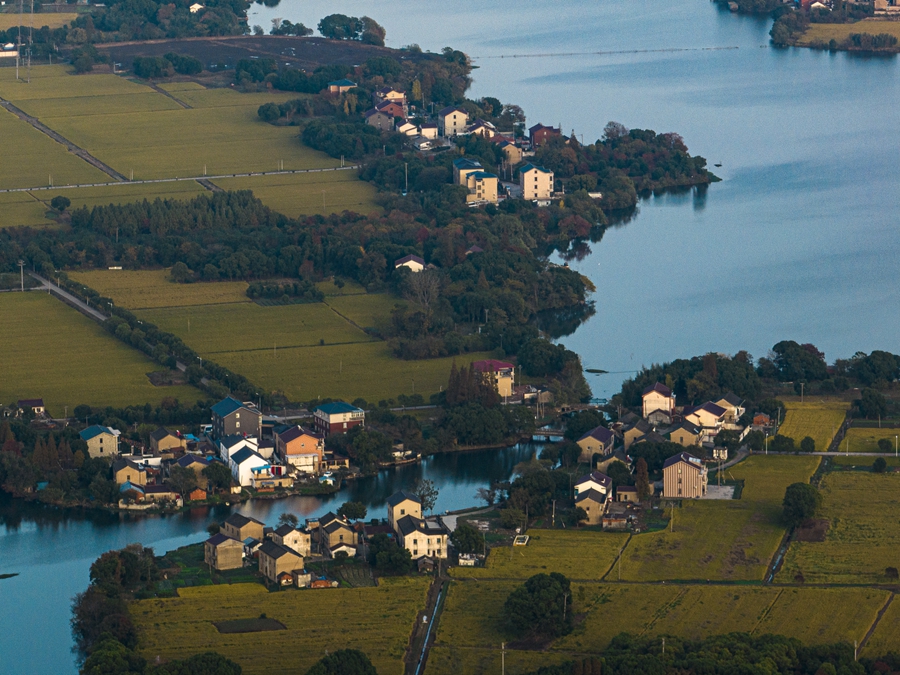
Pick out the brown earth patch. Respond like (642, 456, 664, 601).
(794, 518, 829, 543)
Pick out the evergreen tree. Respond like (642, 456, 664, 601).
(636, 457, 651, 501)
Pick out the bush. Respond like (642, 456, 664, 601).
(873, 457, 887, 473)
(800, 436, 815, 453)
(50, 195, 71, 212)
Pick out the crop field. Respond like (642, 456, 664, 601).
(0, 192, 52, 228)
(451, 530, 628, 581)
(138, 302, 374, 354)
(214, 341, 494, 403)
(213, 169, 379, 217)
(0, 292, 202, 413)
(325, 293, 405, 331)
(778, 472, 900, 583)
(798, 20, 900, 45)
(861, 595, 900, 657)
(61, 180, 210, 210)
(130, 578, 428, 675)
(158, 81, 207, 92)
(829, 454, 900, 467)
(0, 13, 78, 29)
(621, 455, 820, 581)
(171, 88, 298, 110)
(778, 399, 849, 451)
(69, 269, 249, 310)
(0, 106, 107, 193)
(426, 646, 571, 675)
(842, 426, 900, 453)
(0, 65, 152, 100)
(14, 91, 182, 119)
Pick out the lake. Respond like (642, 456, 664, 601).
(5, 0, 900, 670)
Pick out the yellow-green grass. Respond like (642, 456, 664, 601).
(325, 293, 405, 330)
(860, 594, 900, 657)
(0, 192, 52, 227)
(842, 427, 900, 453)
(434, 581, 517, 648)
(756, 587, 888, 645)
(61, 180, 210, 210)
(316, 278, 368, 295)
(778, 472, 900, 584)
(213, 170, 379, 217)
(69, 269, 249, 310)
(621, 456, 820, 581)
(0, 65, 152, 100)
(214, 342, 496, 402)
(0, 106, 108, 191)
(797, 20, 900, 45)
(157, 81, 207, 92)
(137, 302, 374, 354)
(829, 454, 900, 467)
(451, 530, 629, 581)
(131, 578, 428, 675)
(426, 646, 571, 675)
(15, 92, 182, 119)
(43, 102, 340, 180)
(0, 13, 77, 29)
(0, 292, 202, 414)
(778, 399, 849, 451)
(172, 87, 298, 109)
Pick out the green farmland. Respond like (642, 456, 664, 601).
(0, 192, 52, 228)
(0, 65, 378, 221)
(843, 426, 900, 453)
(0, 292, 202, 414)
(620, 455, 820, 581)
(777, 399, 849, 451)
(778, 472, 900, 584)
(130, 578, 428, 675)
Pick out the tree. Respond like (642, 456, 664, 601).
(605, 460, 633, 490)
(499, 507, 526, 530)
(337, 501, 367, 520)
(502, 573, 572, 640)
(770, 435, 795, 453)
(203, 462, 232, 491)
(170, 261, 193, 284)
(50, 195, 71, 212)
(572, 506, 588, 526)
(563, 410, 606, 442)
(800, 436, 815, 453)
(412, 478, 439, 514)
(873, 457, 888, 473)
(745, 430, 764, 452)
(80, 638, 145, 675)
(306, 649, 376, 675)
(450, 522, 484, 554)
(475, 486, 497, 506)
(367, 533, 412, 574)
(258, 102, 281, 123)
(278, 513, 299, 529)
(317, 14, 363, 40)
(635, 458, 651, 501)
(859, 388, 887, 419)
(167, 465, 197, 497)
(153, 651, 243, 675)
(878, 438, 893, 453)
(782, 482, 821, 527)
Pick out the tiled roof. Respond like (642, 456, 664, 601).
(578, 425, 615, 444)
(206, 533, 239, 547)
(211, 396, 245, 417)
(518, 163, 552, 175)
(259, 540, 301, 560)
(663, 452, 703, 470)
(387, 491, 421, 507)
(452, 157, 482, 170)
(574, 471, 612, 489)
(314, 402, 364, 415)
(175, 454, 209, 468)
(224, 513, 264, 528)
(79, 425, 113, 441)
(150, 427, 176, 441)
(642, 382, 673, 397)
(394, 254, 425, 267)
(472, 359, 514, 372)
(327, 79, 357, 87)
(575, 488, 607, 504)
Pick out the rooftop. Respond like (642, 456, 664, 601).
(79, 425, 114, 441)
(314, 401, 365, 416)
(642, 382, 673, 397)
(387, 490, 421, 507)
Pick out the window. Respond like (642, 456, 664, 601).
(235, 413, 240, 419)
(678, 488, 682, 495)
(427, 538, 431, 545)
(236, 422, 240, 429)
(401, 509, 405, 515)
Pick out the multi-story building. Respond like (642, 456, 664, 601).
(313, 402, 365, 436)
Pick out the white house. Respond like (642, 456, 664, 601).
(218, 434, 258, 461)
(229, 447, 269, 487)
(436, 106, 468, 137)
(394, 254, 425, 273)
(642, 382, 676, 419)
(189, 2, 204, 12)
(518, 163, 554, 200)
(573, 470, 613, 497)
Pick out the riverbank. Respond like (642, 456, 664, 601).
(794, 20, 900, 51)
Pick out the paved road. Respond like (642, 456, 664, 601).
(27, 273, 108, 322)
(0, 165, 360, 194)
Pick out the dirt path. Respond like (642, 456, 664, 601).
(859, 592, 894, 653)
(405, 576, 448, 675)
(145, 82, 192, 109)
(0, 99, 128, 182)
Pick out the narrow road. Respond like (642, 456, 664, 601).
(27, 273, 108, 322)
(0, 165, 360, 194)
(0, 99, 128, 182)
(146, 83, 192, 109)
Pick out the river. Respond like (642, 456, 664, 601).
(5, 0, 900, 671)
(0, 442, 538, 675)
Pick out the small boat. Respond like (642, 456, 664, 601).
(714, 163, 722, 167)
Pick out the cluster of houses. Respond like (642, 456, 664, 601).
(333, 76, 572, 207)
(567, 382, 762, 521)
(203, 489, 450, 586)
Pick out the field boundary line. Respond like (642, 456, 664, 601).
(132, 300, 252, 311)
(749, 587, 783, 636)
(145, 82, 192, 109)
(859, 591, 894, 652)
(0, 165, 360, 194)
(600, 533, 632, 582)
(639, 587, 688, 636)
(204, 338, 378, 355)
(0, 98, 128, 182)
(323, 301, 379, 337)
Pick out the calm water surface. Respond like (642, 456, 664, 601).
(5, 0, 900, 671)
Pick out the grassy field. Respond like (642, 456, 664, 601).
(620, 455, 820, 581)
(451, 530, 629, 581)
(0, 65, 151, 100)
(778, 399, 849, 451)
(778, 472, 900, 584)
(69, 269, 249, 310)
(0, 13, 78, 29)
(798, 20, 900, 45)
(0, 192, 53, 228)
(213, 170, 379, 217)
(829, 454, 900, 467)
(861, 594, 900, 657)
(15, 91, 182, 118)
(426, 647, 571, 675)
(842, 426, 900, 453)
(326, 293, 405, 331)
(0, 105, 107, 195)
(0, 292, 202, 414)
(131, 578, 428, 675)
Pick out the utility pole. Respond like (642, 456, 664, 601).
(551, 499, 556, 528)
(501, 643, 506, 675)
(18, 260, 24, 291)
(800, 382, 804, 403)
